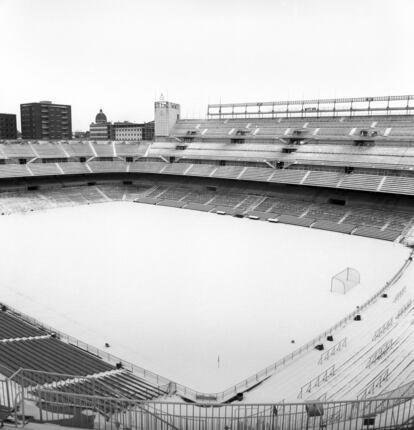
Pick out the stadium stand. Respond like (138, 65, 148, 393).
(212, 165, 245, 179)
(0, 174, 411, 243)
(235, 195, 263, 212)
(29, 143, 66, 159)
(311, 220, 356, 234)
(352, 226, 402, 241)
(268, 169, 308, 185)
(1, 96, 414, 428)
(60, 142, 94, 158)
(303, 170, 343, 188)
(90, 142, 115, 158)
(181, 189, 217, 204)
(210, 192, 246, 207)
(0, 305, 171, 405)
(160, 162, 192, 175)
(27, 163, 62, 176)
(59, 162, 91, 175)
(239, 167, 273, 182)
(87, 160, 128, 173)
(114, 142, 150, 157)
(0, 338, 113, 380)
(338, 173, 384, 192)
(381, 175, 414, 195)
(185, 163, 217, 177)
(0, 311, 46, 339)
(306, 204, 347, 222)
(157, 186, 190, 201)
(0, 164, 31, 178)
(0, 143, 36, 159)
(344, 207, 390, 228)
(35, 369, 168, 403)
(129, 161, 165, 174)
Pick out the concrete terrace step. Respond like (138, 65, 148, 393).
(311, 221, 356, 234)
(157, 199, 186, 208)
(353, 226, 401, 241)
(277, 214, 315, 227)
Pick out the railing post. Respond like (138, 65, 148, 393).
(6, 379, 11, 411)
(20, 373, 25, 425)
(37, 388, 43, 423)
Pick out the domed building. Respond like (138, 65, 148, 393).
(95, 109, 107, 124)
(89, 109, 113, 140)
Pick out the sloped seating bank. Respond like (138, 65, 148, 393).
(0, 338, 112, 381)
(133, 183, 413, 242)
(0, 179, 411, 242)
(0, 311, 46, 340)
(0, 307, 168, 401)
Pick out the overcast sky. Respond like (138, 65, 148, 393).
(1, 0, 413, 131)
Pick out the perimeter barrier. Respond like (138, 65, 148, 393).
(8, 388, 414, 430)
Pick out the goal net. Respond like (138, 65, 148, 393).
(331, 267, 360, 294)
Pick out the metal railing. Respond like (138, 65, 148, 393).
(297, 365, 336, 399)
(11, 387, 414, 430)
(393, 286, 407, 303)
(358, 368, 391, 400)
(367, 341, 394, 368)
(0, 379, 11, 411)
(318, 338, 347, 365)
(373, 318, 394, 341)
(396, 299, 413, 319)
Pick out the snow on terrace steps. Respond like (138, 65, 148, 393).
(242, 261, 414, 403)
(0, 202, 409, 393)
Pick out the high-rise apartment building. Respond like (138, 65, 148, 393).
(20, 101, 72, 140)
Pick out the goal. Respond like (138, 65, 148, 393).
(331, 267, 360, 294)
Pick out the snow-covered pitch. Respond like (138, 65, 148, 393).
(0, 202, 409, 393)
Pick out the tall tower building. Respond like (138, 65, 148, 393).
(154, 97, 180, 138)
(20, 101, 72, 140)
(0, 113, 17, 139)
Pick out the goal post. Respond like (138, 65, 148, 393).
(331, 267, 360, 294)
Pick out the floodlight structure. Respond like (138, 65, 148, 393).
(331, 267, 360, 294)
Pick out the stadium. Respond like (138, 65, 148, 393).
(0, 94, 414, 429)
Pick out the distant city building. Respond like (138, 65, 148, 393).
(0, 113, 17, 139)
(89, 109, 113, 140)
(113, 122, 142, 141)
(113, 121, 155, 141)
(142, 121, 155, 141)
(154, 98, 180, 138)
(20, 101, 72, 140)
(74, 130, 90, 139)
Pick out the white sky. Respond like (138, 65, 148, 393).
(1, 0, 413, 131)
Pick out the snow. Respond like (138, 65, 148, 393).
(241, 262, 414, 402)
(0, 202, 409, 393)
